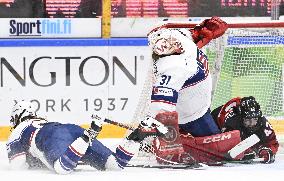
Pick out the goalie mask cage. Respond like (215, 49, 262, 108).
(130, 22, 284, 159)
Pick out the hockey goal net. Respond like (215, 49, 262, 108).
(130, 22, 284, 160)
(208, 23, 284, 153)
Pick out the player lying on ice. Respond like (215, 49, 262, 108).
(146, 17, 278, 165)
(211, 96, 279, 164)
(158, 97, 279, 165)
(6, 100, 168, 174)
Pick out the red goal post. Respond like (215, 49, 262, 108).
(154, 21, 284, 29)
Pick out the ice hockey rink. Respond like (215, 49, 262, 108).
(2, 0, 284, 180)
(0, 139, 284, 181)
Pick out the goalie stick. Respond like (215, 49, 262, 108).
(77, 161, 208, 170)
(77, 157, 264, 169)
(223, 157, 265, 164)
(126, 157, 265, 169)
(200, 157, 264, 167)
(126, 162, 208, 170)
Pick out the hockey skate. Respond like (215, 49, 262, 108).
(127, 116, 168, 142)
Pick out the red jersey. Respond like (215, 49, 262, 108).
(211, 97, 279, 155)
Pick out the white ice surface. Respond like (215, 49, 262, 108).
(1, 139, 284, 181)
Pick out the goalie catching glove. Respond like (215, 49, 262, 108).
(191, 16, 228, 48)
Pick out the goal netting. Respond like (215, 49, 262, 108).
(209, 26, 284, 117)
(130, 23, 284, 160)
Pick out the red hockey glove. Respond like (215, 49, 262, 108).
(257, 147, 275, 164)
(200, 16, 228, 39)
(191, 16, 228, 48)
(191, 26, 213, 48)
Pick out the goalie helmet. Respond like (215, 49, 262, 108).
(238, 96, 262, 132)
(10, 100, 37, 128)
(148, 27, 191, 56)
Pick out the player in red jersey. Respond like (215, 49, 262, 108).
(211, 96, 279, 163)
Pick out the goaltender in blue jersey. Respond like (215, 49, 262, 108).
(6, 100, 168, 174)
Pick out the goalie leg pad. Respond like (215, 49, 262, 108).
(153, 112, 186, 164)
(180, 130, 242, 163)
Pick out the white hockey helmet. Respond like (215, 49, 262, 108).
(148, 26, 192, 56)
(10, 100, 37, 128)
(148, 27, 181, 55)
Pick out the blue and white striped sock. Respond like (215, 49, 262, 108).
(56, 138, 89, 172)
(115, 140, 140, 168)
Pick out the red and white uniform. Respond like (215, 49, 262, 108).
(211, 97, 279, 155)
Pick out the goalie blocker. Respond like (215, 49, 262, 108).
(153, 112, 245, 164)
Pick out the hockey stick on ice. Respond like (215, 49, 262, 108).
(222, 157, 265, 164)
(199, 157, 265, 166)
(126, 157, 265, 169)
(126, 162, 208, 170)
(226, 134, 260, 159)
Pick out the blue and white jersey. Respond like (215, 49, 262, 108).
(149, 39, 212, 124)
(6, 120, 117, 172)
(6, 119, 47, 169)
